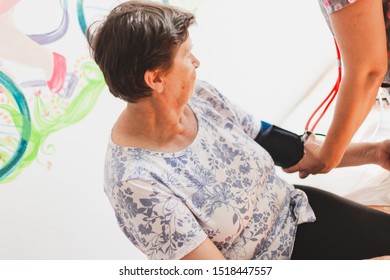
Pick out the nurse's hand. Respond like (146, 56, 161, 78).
(377, 139, 390, 171)
(284, 137, 390, 178)
(283, 134, 335, 179)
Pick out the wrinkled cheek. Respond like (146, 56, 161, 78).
(190, 71, 197, 86)
(182, 73, 197, 91)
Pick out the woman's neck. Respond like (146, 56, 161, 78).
(112, 100, 197, 152)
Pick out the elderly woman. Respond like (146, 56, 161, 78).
(88, 0, 390, 260)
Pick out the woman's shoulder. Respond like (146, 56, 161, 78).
(194, 80, 213, 100)
(195, 80, 223, 98)
(193, 80, 231, 109)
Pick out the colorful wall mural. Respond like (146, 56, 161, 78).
(0, 0, 203, 183)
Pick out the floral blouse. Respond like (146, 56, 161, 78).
(104, 80, 316, 260)
(318, 0, 390, 84)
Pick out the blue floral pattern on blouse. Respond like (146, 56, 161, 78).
(104, 80, 315, 260)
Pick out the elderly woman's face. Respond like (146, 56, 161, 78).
(162, 36, 200, 105)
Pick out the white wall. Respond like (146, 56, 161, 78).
(193, 0, 335, 125)
(0, 0, 335, 259)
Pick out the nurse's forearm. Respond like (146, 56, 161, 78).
(319, 70, 383, 171)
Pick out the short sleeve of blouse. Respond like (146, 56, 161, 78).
(319, 0, 358, 15)
(194, 80, 261, 139)
(111, 180, 207, 260)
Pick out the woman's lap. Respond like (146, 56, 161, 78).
(292, 185, 390, 260)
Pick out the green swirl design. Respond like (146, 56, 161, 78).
(1, 61, 106, 183)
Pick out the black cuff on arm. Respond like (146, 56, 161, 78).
(254, 121, 304, 168)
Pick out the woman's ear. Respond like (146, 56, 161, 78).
(144, 69, 164, 93)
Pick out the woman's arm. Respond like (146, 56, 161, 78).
(181, 237, 226, 260)
(287, 0, 387, 178)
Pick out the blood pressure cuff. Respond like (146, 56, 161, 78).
(254, 121, 304, 168)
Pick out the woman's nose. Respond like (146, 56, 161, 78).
(192, 54, 200, 68)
